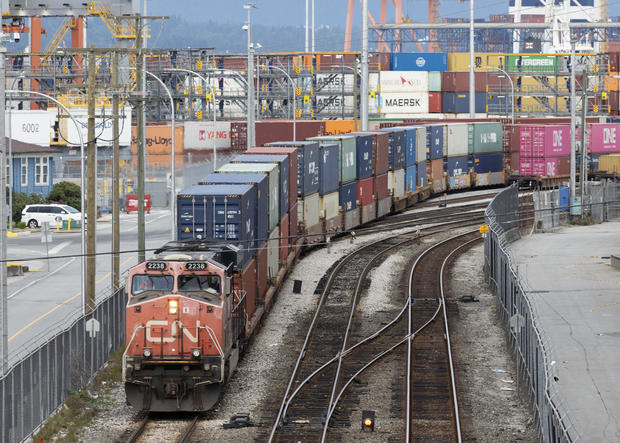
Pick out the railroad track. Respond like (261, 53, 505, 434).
(121, 413, 199, 443)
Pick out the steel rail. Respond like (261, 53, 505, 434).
(178, 415, 200, 443)
(125, 414, 149, 443)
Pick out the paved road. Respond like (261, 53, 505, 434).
(6, 209, 173, 364)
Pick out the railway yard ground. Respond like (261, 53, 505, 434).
(65, 196, 540, 443)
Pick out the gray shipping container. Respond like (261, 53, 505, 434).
(416, 126, 427, 164)
(310, 135, 357, 184)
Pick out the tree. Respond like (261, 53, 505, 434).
(49, 181, 81, 210)
(12, 192, 47, 223)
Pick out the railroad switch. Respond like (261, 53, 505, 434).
(458, 295, 479, 303)
(223, 412, 253, 429)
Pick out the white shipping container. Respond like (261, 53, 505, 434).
(446, 123, 469, 157)
(416, 126, 427, 163)
(315, 73, 354, 93)
(184, 121, 232, 150)
(320, 192, 339, 220)
(380, 93, 429, 114)
(6, 111, 52, 146)
(388, 169, 405, 198)
(267, 227, 280, 280)
(300, 192, 320, 229)
(315, 96, 354, 115)
(378, 71, 429, 93)
(63, 106, 132, 147)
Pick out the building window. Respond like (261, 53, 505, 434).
(21, 158, 27, 187)
(35, 157, 49, 186)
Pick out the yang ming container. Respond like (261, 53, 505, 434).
(400, 126, 418, 167)
(232, 154, 289, 219)
(427, 124, 445, 160)
(339, 181, 357, 212)
(216, 162, 279, 231)
(266, 141, 320, 196)
(347, 133, 374, 179)
(377, 127, 405, 170)
(177, 184, 256, 267)
(318, 143, 340, 194)
(468, 122, 503, 154)
(309, 135, 357, 184)
(198, 173, 268, 248)
(405, 165, 417, 192)
(446, 123, 469, 157)
(246, 147, 298, 208)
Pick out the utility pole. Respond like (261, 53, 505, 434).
(469, 0, 475, 118)
(570, 42, 576, 208)
(112, 51, 120, 291)
(136, 15, 146, 263)
(580, 74, 588, 217)
(245, 4, 257, 149)
(0, 44, 8, 375)
(360, 0, 368, 131)
(86, 48, 96, 312)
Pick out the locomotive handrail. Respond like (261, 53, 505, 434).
(122, 325, 143, 382)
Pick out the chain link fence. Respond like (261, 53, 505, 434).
(0, 287, 126, 443)
(484, 184, 578, 443)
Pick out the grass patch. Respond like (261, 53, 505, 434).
(34, 345, 125, 442)
(570, 216, 598, 226)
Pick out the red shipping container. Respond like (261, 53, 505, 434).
(521, 14, 545, 23)
(256, 245, 268, 300)
(369, 52, 391, 71)
(610, 52, 620, 72)
(609, 91, 619, 114)
(428, 92, 442, 113)
(254, 120, 326, 145)
(557, 156, 570, 175)
(442, 72, 487, 93)
(234, 258, 257, 318)
(357, 177, 375, 206)
(125, 194, 151, 213)
(373, 131, 390, 174)
(509, 152, 520, 173)
(375, 173, 389, 200)
(280, 213, 289, 263)
(246, 146, 298, 208)
(430, 158, 444, 180)
(289, 200, 298, 241)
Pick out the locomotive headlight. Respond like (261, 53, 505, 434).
(143, 348, 152, 358)
(169, 299, 178, 315)
(192, 348, 201, 358)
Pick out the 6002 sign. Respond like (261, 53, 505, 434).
(22, 123, 40, 133)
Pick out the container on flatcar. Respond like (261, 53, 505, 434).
(346, 133, 374, 179)
(256, 244, 268, 299)
(400, 126, 418, 167)
(231, 154, 289, 219)
(267, 227, 280, 280)
(339, 181, 357, 212)
(216, 162, 279, 231)
(473, 153, 504, 173)
(246, 147, 298, 208)
(597, 153, 620, 173)
(588, 123, 620, 154)
(446, 123, 469, 157)
(266, 141, 320, 196)
(468, 122, 503, 154)
(417, 162, 427, 187)
(357, 177, 375, 206)
(389, 169, 405, 198)
(430, 158, 445, 180)
(415, 126, 427, 163)
(405, 165, 417, 192)
(309, 135, 357, 184)
(320, 191, 340, 220)
(446, 156, 469, 177)
(198, 173, 269, 248)
(235, 257, 258, 320)
(318, 143, 341, 194)
(377, 127, 405, 170)
(298, 192, 321, 233)
(355, 131, 389, 175)
(280, 213, 289, 263)
(177, 184, 256, 267)
(427, 124, 445, 160)
(375, 173, 389, 200)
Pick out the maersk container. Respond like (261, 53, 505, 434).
(388, 169, 405, 198)
(320, 191, 340, 220)
(232, 154, 289, 219)
(405, 165, 417, 192)
(415, 126, 427, 163)
(198, 173, 268, 248)
(418, 162, 427, 187)
(177, 184, 256, 267)
(427, 124, 445, 160)
(400, 126, 418, 167)
(309, 135, 357, 184)
(339, 181, 357, 212)
(468, 122, 503, 154)
(216, 162, 279, 232)
(347, 133, 374, 179)
(446, 156, 469, 177)
(473, 153, 504, 173)
(299, 192, 320, 229)
(391, 53, 448, 71)
(446, 123, 469, 157)
(377, 127, 405, 170)
(266, 141, 320, 196)
(318, 143, 340, 195)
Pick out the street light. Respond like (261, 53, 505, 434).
(244, 3, 258, 150)
(261, 64, 297, 141)
(485, 66, 514, 124)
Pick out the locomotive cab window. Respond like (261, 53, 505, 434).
(178, 274, 221, 297)
(131, 274, 174, 296)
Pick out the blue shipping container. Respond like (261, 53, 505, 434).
(442, 92, 487, 114)
(391, 53, 448, 71)
(232, 154, 289, 219)
(177, 184, 256, 267)
(417, 162, 427, 187)
(401, 126, 418, 167)
(473, 153, 503, 173)
(319, 143, 340, 195)
(348, 133, 374, 179)
(266, 141, 320, 196)
(427, 125, 444, 160)
(405, 165, 417, 192)
(339, 181, 357, 212)
(198, 173, 269, 248)
(446, 156, 469, 177)
(378, 128, 405, 170)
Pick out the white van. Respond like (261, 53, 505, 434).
(21, 204, 83, 229)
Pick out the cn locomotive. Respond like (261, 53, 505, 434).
(123, 240, 246, 412)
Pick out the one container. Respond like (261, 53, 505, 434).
(267, 226, 279, 281)
(347, 133, 374, 179)
(198, 173, 269, 248)
(216, 162, 279, 231)
(339, 181, 357, 212)
(400, 126, 418, 167)
(375, 173, 389, 200)
(377, 127, 405, 170)
(266, 141, 320, 196)
(473, 153, 504, 173)
(519, 157, 533, 175)
(318, 143, 341, 195)
(405, 165, 417, 192)
(588, 123, 620, 153)
(320, 191, 340, 220)
(415, 126, 427, 163)
(231, 154, 289, 219)
(446, 156, 469, 177)
(391, 52, 448, 71)
(417, 162, 427, 187)
(427, 124, 445, 160)
(299, 192, 320, 229)
(389, 169, 405, 198)
(543, 125, 570, 156)
(468, 122, 503, 154)
(246, 147, 298, 208)
(309, 135, 357, 184)
(177, 184, 256, 267)
(357, 177, 375, 206)
(446, 123, 469, 157)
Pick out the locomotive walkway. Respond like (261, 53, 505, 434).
(511, 220, 620, 443)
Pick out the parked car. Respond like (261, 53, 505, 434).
(21, 204, 83, 229)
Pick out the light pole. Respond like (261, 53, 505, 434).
(261, 64, 297, 141)
(361, 0, 369, 131)
(244, 3, 258, 150)
(469, 0, 475, 118)
(485, 66, 514, 124)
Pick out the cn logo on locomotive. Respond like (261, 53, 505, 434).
(145, 320, 202, 343)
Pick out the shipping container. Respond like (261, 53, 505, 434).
(246, 147, 298, 208)
(299, 192, 320, 229)
(399, 126, 418, 167)
(198, 173, 269, 249)
(339, 181, 357, 212)
(588, 123, 620, 153)
(318, 143, 340, 194)
(361, 202, 377, 224)
(441, 71, 489, 93)
(267, 227, 279, 281)
(388, 169, 406, 198)
(430, 158, 445, 180)
(309, 135, 357, 183)
(234, 258, 257, 319)
(346, 133, 374, 179)
(361, 131, 389, 175)
(320, 191, 340, 220)
(543, 125, 570, 156)
(446, 123, 469, 157)
(446, 156, 469, 177)
(131, 124, 184, 155)
(254, 120, 326, 145)
(557, 156, 570, 175)
(428, 92, 442, 113)
(375, 173, 389, 200)
(377, 127, 405, 169)
(232, 154, 289, 219)
(417, 162, 427, 187)
(344, 207, 360, 231)
(266, 141, 320, 197)
(64, 106, 132, 148)
(427, 124, 445, 160)
(256, 244, 268, 299)
(442, 92, 487, 114)
(216, 162, 279, 231)
(428, 71, 442, 92)
(468, 122, 503, 154)
(391, 53, 448, 71)
(405, 165, 417, 192)
(289, 200, 298, 239)
(183, 121, 232, 150)
(519, 157, 532, 175)
(177, 184, 256, 267)
(449, 174, 471, 190)
(324, 120, 356, 135)
(378, 197, 392, 218)
(473, 153, 504, 173)
(378, 71, 429, 92)
(597, 153, 620, 173)
(380, 92, 429, 114)
(280, 213, 289, 263)
(357, 177, 375, 206)
(415, 126, 427, 163)
(447, 52, 504, 72)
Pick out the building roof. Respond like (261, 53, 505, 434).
(5, 138, 55, 155)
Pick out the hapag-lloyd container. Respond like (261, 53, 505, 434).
(198, 173, 269, 248)
(309, 135, 357, 183)
(177, 184, 256, 267)
(415, 126, 427, 163)
(232, 154, 289, 218)
(299, 192, 320, 229)
(318, 143, 340, 194)
(377, 127, 405, 170)
(347, 133, 374, 179)
(427, 124, 445, 160)
(473, 153, 503, 173)
(375, 173, 389, 200)
(446, 123, 469, 157)
(399, 126, 418, 167)
(446, 156, 469, 177)
(588, 123, 620, 153)
(320, 191, 340, 220)
(339, 181, 357, 212)
(388, 169, 405, 198)
(216, 162, 279, 231)
(468, 122, 503, 154)
(417, 162, 427, 187)
(357, 177, 375, 206)
(246, 147, 298, 208)
(405, 165, 417, 192)
(266, 141, 320, 196)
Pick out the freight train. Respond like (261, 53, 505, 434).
(123, 119, 620, 412)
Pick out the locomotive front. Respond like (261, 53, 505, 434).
(123, 243, 241, 412)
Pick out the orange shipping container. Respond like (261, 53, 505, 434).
(324, 120, 357, 135)
(131, 124, 184, 155)
(605, 72, 619, 92)
(140, 154, 185, 168)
